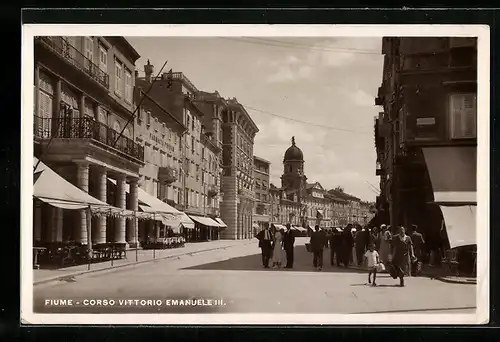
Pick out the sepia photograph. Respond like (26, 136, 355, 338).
(21, 24, 489, 325)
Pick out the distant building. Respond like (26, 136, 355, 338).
(375, 37, 477, 247)
(268, 137, 372, 230)
(252, 156, 271, 233)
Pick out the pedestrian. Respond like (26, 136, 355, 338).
(310, 225, 326, 271)
(341, 224, 354, 267)
(391, 226, 416, 287)
(271, 228, 285, 268)
(256, 224, 273, 268)
(355, 226, 365, 266)
(283, 223, 295, 268)
(371, 226, 381, 251)
(378, 224, 392, 265)
(329, 228, 342, 266)
(364, 243, 381, 286)
(410, 224, 425, 276)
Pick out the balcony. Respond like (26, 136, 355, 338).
(158, 166, 178, 185)
(34, 115, 144, 162)
(207, 184, 219, 198)
(206, 207, 220, 216)
(36, 36, 109, 89)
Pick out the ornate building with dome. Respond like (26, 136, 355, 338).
(268, 137, 375, 230)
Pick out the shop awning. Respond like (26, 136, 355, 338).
(292, 226, 307, 232)
(108, 178, 181, 217)
(317, 209, 324, 217)
(272, 224, 286, 230)
(179, 212, 194, 229)
(214, 217, 227, 228)
(422, 147, 477, 204)
(440, 205, 476, 249)
(189, 215, 220, 227)
(34, 157, 109, 210)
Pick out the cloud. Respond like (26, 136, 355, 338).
(348, 89, 375, 107)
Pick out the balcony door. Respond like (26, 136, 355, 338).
(36, 71, 54, 138)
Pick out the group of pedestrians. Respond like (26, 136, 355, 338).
(255, 223, 295, 269)
(256, 222, 427, 288)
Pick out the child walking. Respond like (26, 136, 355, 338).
(364, 244, 381, 286)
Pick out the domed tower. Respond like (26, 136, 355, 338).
(281, 136, 307, 193)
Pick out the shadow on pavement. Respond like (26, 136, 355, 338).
(184, 245, 368, 274)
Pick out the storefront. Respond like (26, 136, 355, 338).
(188, 215, 225, 242)
(422, 146, 477, 273)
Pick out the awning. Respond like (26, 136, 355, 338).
(292, 226, 307, 232)
(214, 217, 227, 228)
(34, 157, 109, 210)
(272, 224, 286, 230)
(189, 215, 220, 227)
(440, 205, 476, 248)
(317, 209, 324, 217)
(422, 147, 477, 204)
(108, 178, 181, 216)
(180, 212, 195, 230)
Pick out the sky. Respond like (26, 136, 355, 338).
(126, 36, 384, 202)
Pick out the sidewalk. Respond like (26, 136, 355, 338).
(344, 263, 476, 285)
(33, 239, 256, 286)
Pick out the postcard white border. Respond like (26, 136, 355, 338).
(21, 24, 490, 325)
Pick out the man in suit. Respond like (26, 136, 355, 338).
(255, 224, 273, 268)
(283, 223, 296, 268)
(310, 225, 326, 271)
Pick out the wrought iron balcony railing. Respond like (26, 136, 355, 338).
(36, 36, 109, 89)
(34, 115, 144, 162)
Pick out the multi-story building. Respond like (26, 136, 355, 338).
(374, 37, 477, 252)
(133, 75, 188, 242)
(33, 35, 145, 248)
(252, 156, 271, 233)
(219, 98, 259, 239)
(135, 62, 224, 241)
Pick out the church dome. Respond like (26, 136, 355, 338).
(284, 136, 304, 161)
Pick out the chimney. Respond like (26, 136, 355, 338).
(144, 59, 154, 83)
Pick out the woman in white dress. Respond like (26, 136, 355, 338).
(271, 228, 285, 268)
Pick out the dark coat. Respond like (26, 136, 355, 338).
(310, 230, 326, 252)
(283, 229, 295, 250)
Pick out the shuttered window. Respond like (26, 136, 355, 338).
(450, 93, 477, 139)
(84, 37, 94, 69)
(61, 83, 80, 117)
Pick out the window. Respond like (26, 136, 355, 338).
(191, 136, 195, 151)
(84, 37, 94, 70)
(124, 69, 132, 103)
(450, 93, 477, 139)
(98, 44, 108, 73)
(115, 60, 123, 96)
(113, 121, 121, 133)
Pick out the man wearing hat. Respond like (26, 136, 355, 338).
(256, 224, 273, 268)
(310, 225, 326, 271)
(283, 223, 296, 268)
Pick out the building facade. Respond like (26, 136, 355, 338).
(252, 156, 271, 232)
(33, 35, 144, 247)
(219, 98, 259, 239)
(374, 37, 477, 249)
(135, 64, 224, 240)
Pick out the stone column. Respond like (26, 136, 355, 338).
(76, 162, 89, 244)
(127, 178, 139, 248)
(80, 94, 86, 118)
(94, 167, 107, 245)
(51, 207, 63, 242)
(34, 200, 42, 243)
(115, 174, 127, 244)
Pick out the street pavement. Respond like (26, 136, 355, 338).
(34, 237, 476, 314)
